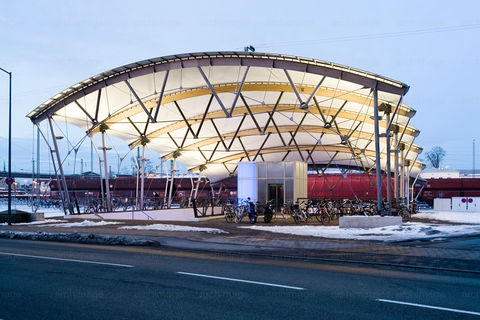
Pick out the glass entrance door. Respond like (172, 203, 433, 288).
(268, 184, 284, 211)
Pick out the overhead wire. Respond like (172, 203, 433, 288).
(246, 23, 480, 50)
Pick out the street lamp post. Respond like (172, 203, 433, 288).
(0, 67, 12, 225)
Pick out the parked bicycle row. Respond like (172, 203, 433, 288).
(1, 196, 417, 221)
(223, 198, 278, 224)
(222, 198, 418, 224)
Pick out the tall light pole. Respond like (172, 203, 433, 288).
(0, 67, 12, 225)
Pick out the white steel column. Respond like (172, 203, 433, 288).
(373, 85, 383, 213)
(188, 176, 194, 207)
(163, 161, 170, 206)
(400, 147, 405, 204)
(48, 117, 73, 214)
(188, 175, 203, 207)
(405, 161, 409, 206)
(394, 132, 399, 201)
(97, 154, 105, 207)
(408, 154, 420, 205)
(385, 113, 392, 214)
(411, 169, 422, 201)
(89, 137, 106, 209)
(101, 131, 112, 211)
(36, 124, 67, 214)
(140, 145, 146, 210)
(194, 175, 202, 200)
(134, 147, 140, 209)
(36, 126, 41, 204)
(167, 159, 177, 208)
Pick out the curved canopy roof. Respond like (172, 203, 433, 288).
(28, 51, 423, 181)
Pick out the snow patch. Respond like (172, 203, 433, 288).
(40, 220, 122, 228)
(240, 222, 480, 241)
(414, 210, 480, 224)
(13, 219, 65, 225)
(120, 224, 227, 234)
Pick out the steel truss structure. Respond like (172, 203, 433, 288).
(27, 52, 424, 214)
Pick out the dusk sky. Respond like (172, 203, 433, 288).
(0, 0, 479, 172)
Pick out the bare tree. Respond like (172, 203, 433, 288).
(426, 146, 446, 168)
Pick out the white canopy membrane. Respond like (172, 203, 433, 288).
(28, 52, 423, 182)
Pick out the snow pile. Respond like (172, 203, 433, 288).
(240, 222, 480, 241)
(120, 224, 227, 234)
(38, 220, 121, 228)
(14, 219, 65, 225)
(414, 211, 480, 224)
(0, 230, 160, 246)
(0, 203, 64, 218)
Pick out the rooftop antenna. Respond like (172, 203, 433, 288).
(244, 45, 255, 52)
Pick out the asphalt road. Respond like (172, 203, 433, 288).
(0, 239, 479, 320)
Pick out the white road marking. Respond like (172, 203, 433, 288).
(0, 252, 134, 268)
(376, 299, 480, 316)
(177, 271, 305, 290)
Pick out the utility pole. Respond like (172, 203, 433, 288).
(0, 67, 12, 225)
(31, 143, 35, 212)
(36, 126, 40, 203)
(473, 139, 476, 177)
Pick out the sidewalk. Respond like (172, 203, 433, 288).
(1, 216, 480, 273)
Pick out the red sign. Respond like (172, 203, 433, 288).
(5, 177, 14, 185)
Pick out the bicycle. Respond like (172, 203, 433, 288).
(314, 201, 331, 224)
(84, 199, 107, 213)
(234, 199, 249, 223)
(291, 200, 309, 224)
(223, 202, 236, 223)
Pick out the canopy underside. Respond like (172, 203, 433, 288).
(27, 52, 423, 181)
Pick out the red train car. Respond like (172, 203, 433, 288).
(50, 175, 235, 200)
(416, 178, 480, 204)
(51, 173, 480, 205)
(307, 173, 393, 200)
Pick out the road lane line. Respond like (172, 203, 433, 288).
(376, 299, 480, 316)
(177, 271, 305, 290)
(0, 252, 134, 268)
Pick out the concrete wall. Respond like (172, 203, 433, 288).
(452, 197, 467, 211)
(466, 197, 480, 211)
(64, 207, 221, 221)
(437, 197, 480, 212)
(452, 197, 480, 212)
(339, 216, 402, 228)
(434, 198, 451, 211)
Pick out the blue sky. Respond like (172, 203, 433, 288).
(0, 0, 479, 172)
